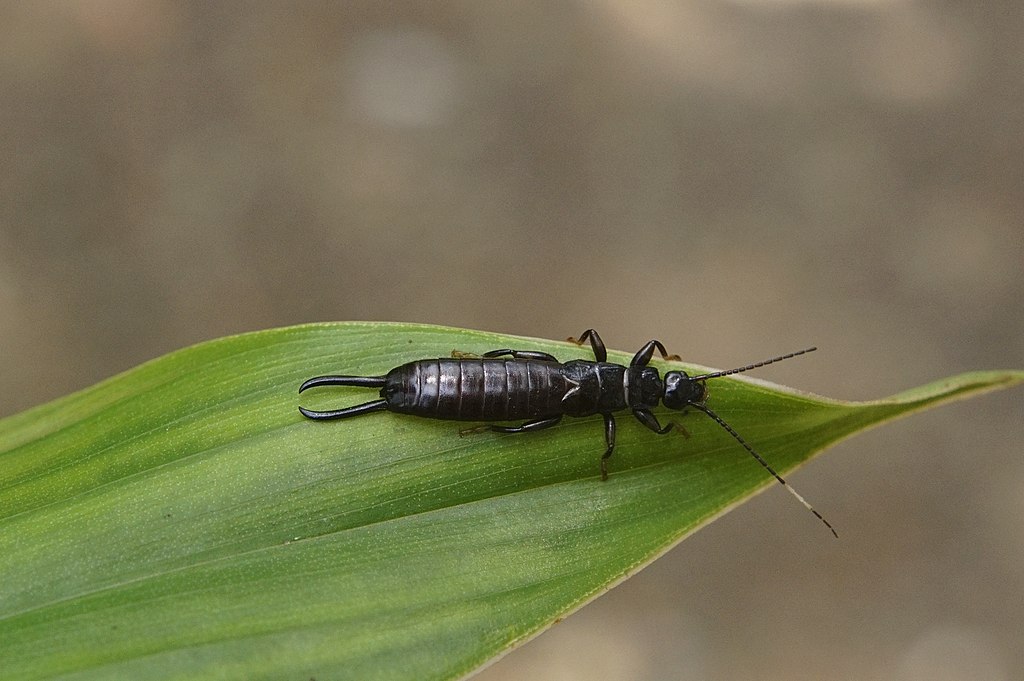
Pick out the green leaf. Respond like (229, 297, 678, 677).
(1, 322, 1020, 680)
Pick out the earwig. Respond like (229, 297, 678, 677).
(299, 330, 835, 537)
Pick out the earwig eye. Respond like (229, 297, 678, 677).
(663, 371, 704, 410)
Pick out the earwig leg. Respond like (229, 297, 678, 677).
(567, 329, 607, 362)
(630, 340, 678, 367)
(600, 413, 616, 481)
(487, 416, 563, 433)
(632, 409, 687, 437)
(299, 400, 388, 420)
(459, 416, 562, 437)
(451, 350, 480, 359)
(481, 349, 559, 361)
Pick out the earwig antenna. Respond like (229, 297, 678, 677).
(693, 347, 817, 381)
(689, 402, 838, 538)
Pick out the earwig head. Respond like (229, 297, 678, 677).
(662, 371, 706, 410)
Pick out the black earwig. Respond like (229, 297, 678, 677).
(299, 329, 835, 537)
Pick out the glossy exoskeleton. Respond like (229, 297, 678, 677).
(299, 329, 835, 536)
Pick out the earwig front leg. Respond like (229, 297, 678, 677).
(459, 416, 563, 437)
(632, 409, 689, 438)
(567, 329, 607, 362)
(630, 340, 681, 367)
(600, 413, 616, 480)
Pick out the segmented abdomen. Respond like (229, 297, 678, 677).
(383, 359, 568, 421)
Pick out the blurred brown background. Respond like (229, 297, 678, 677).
(1, 2, 1022, 679)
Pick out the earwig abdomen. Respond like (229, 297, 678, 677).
(383, 359, 573, 421)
